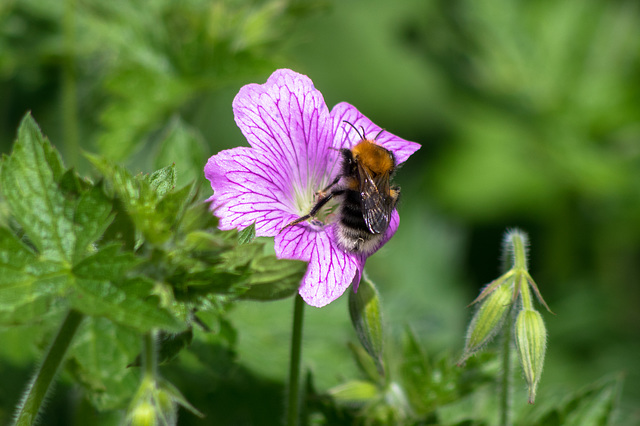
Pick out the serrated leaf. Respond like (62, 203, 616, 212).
(87, 154, 191, 245)
(0, 228, 70, 324)
(72, 243, 137, 282)
(68, 317, 141, 411)
(238, 222, 256, 245)
(1, 113, 75, 261)
(146, 163, 177, 197)
(156, 181, 195, 229)
(72, 184, 115, 262)
(349, 276, 385, 375)
(70, 278, 184, 333)
(102, 197, 137, 251)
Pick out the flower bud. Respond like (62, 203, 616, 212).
(460, 282, 512, 364)
(515, 309, 547, 404)
(349, 276, 384, 375)
(128, 401, 157, 426)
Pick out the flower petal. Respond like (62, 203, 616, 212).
(233, 69, 335, 193)
(300, 227, 360, 307)
(274, 210, 400, 306)
(275, 224, 357, 307)
(330, 102, 421, 164)
(205, 147, 292, 236)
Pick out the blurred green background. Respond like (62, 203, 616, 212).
(1, 0, 639, 424)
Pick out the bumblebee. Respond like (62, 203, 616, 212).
(283, 121, 399, 254)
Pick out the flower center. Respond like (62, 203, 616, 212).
(291, 177, 340, 226)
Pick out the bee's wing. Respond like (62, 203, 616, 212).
(358, 164, 394, 234)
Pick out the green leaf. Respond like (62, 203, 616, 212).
(0, 113, 74, 261)
(68, 317, 141, 411)
(348, 276, 385, 375)
(0, 227, 70, 324)
(145, 163, 177, 197)
(155, 181, 195, 230)
(238, 223, 256, 245)
(529, 375, 623, 426)
(72, 243, 138, 282)
(72, 184, 115, 262)
(398, 328, 432, 413)
(87, 154, 193, 245)
(436, 383, 498, 425)
(241, 252, 306, 301)
(70, 278, 184, 333)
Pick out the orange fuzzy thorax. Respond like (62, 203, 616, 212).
(351, 139, 394, 175)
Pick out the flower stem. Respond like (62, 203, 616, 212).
(509, 231, 528, 272)
(142, 332, 157, 379)
(286, 295, 305, 426)
(499, 305, 514, 426)
(13, 310, 84, 426)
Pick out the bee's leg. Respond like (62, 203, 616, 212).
(316, 174, 342, 198)
(390, 186, 400, 208)
(280, 190, 344, 232)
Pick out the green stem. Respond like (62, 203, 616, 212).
(286, 295, 305, 426)
(13, 310, 84, 426)
(142, 332, 157, 379)
(499, 306, 514, 426)
(509, 230, 528, 271)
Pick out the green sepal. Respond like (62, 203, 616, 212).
(460, 280, 513, 364)
(347, 342, 382, 384)
(515, 309, 547, 404)
(328, 380, 379, 405)
(158, 377, 204, 418)
(349, 276, 385, 376)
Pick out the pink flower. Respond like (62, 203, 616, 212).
(205, 69, 420, 307)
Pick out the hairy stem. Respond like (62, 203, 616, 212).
(286, 295, 305, 426)
(13, 310, 84, 426)
(499, 306, 514, 426)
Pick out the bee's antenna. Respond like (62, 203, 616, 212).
(374, 128, 385, 140)
(342, 120, 364, 140)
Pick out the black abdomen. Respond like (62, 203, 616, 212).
(336, 189, 382, 253)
